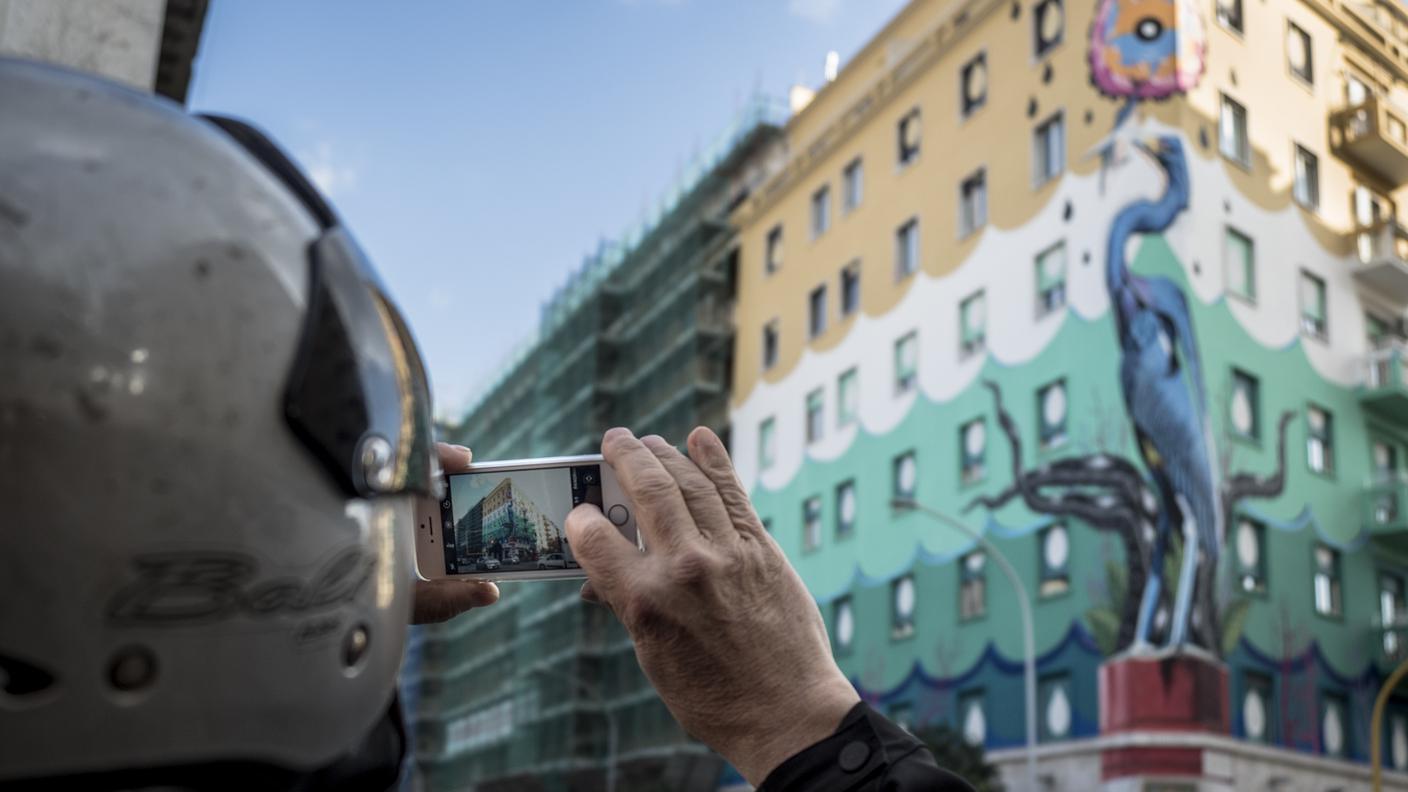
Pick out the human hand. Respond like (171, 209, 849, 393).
(411, 442, 500, 624)
(566, 427, 859, 785)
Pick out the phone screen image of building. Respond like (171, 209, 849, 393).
(442, 465, 601, 573)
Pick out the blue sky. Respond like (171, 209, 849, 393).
(188, 0, 908, 418)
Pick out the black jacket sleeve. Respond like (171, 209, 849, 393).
(757, 703, 976, 792)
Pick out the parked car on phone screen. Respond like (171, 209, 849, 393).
(537, 553, 567, 570)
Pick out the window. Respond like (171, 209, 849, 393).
(960, 53, 987, 117)
(893, 451, 917, 501)
(894, 332, 918, 395)
(833, 596, 854, 654)
(1287, 22, 1313, 84)
(1033, 112, 1066, 186)
(1224, 227, 1255, 301)
(805, 388, 824, 445)
(840, 262, 861, 317)
(762, 320, 779, 370)
(836, 480, 857, 540)
(1306, 405, 1333, 475)
(1383, 572, 1406, 658)
(1293, 145, 1319, 210)
(898, 108, 921, 166)
(1033, 0, 1064, 57)
(960, 291, 987, 357)
(1313, 543, 1341, 617)
(1036, 242, 1067, 316)
(1368, 313, 1394, 348)
(1241, 671, 1274, 742)
(1038, 379, 1068, 448)
(1374, 440, 1399, 480)
(895, 217, 920, 279)
(811, 185, 831, 239)
(762, 517, 773, 533)
(960, 550, 987, 620)
(802, 496, 822, 552)
(1039, 522, 1070, 597)
(808, 285, 827, 339)
(1300, 271, 1327, 340)
(1347, 73, 1370, 106)
(837, 368, 859, 428)
(959, 689, 987, 745)
(1321, 691, 1350, 757)
(1219, 94, 1249, 166)
(759, 417, 776, 471)
(843, 158, 863, 213)
(1217, 0, 1243, 32)
(1229, 369, 1260, 441)
(1039, 673, 1073, 741)
(959, 169, 988, 236)
(1234, 517, 1267, 594)
(892, 574, 916, 639)
(765, 225, 783, 273)
(960, 418, 987, 484)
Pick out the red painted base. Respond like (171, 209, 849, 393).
(1099, 653, 1230, 781)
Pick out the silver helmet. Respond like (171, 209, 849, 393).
(0, 59, 437, 787)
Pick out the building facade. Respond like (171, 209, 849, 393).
(730, 0, 1408, 788)
(404, 101, 786, 792)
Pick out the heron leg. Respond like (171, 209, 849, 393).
(1133, 513, 1168, 649)
(1168, 509, 1200, 648)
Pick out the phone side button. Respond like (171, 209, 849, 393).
(607, 504, 630, 527)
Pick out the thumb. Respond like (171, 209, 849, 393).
(565, 502, 639, 604)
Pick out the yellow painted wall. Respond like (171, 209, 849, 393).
(732, 0, 1408, 403)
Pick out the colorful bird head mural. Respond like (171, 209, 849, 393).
(1089, 0, 1206, 100)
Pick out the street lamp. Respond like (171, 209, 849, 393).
(527, 666, 618, 792)
(891, 498, 1037, 792)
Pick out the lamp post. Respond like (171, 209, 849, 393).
(528, 667, 618, 792)
(891, 498, 1038, 792)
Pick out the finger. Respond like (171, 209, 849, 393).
(565, 502, 641, 605)
(687, 426, 768, 541)
(412, 579, 498, 624)
(436, 442, 473, 473)
(641, 434, 735, 544)
(580, 580, 601, 604)
(600, 427, 695, 552)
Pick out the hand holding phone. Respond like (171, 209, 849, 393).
(415, 454, 639, 581)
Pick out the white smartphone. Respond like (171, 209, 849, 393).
(414, 454, 639, 582)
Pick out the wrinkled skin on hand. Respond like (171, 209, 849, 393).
(411, 443, 500, 625)
(567, 427, 860, 785)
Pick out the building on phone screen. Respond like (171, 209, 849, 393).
(726, 0, 1408, 788)
(400, 101, 787, 791)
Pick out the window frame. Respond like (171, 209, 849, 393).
(895, 217, 920, 280)
(959, 168, 988, 238)
(960, 290, 987, 358)
(762, 319, 780, 371)
(843, 157, 864, 213)
(1312, 541, 1343, 619)
(1299, 270, 1328, 341)
(832, 595, 855, 654)
(1033, 0, 1065, 59)
(805, 387, 825, 445)
(835, 479, 857, 540)
(1306, 403, 1335, 476)
(894, 331, 919, 395)
(1287, 20, 1314, 86)
(1224, 225, 1256, 303)
(1240, 670, 1276, 742)
(808, 284, 828, 340)
(1229, 367, 1262, 443)
(960, 51, 988, 119)
(1219, 93, 1250, 168)
(1037, 378, 1069, 450)
(765, 224, 783, 274)
(959, 549, 988, 621)
(892, 450, 917, 501)
(1038, 522, 1071, 598)
(802, 495, 822, 553)
(1035, 241, 1068, 317)
(840, 260, 862, 317)
(1234, 515, 1268, 596)
(959, 416, 987, 485)
(810, 184, 831, 239)
(897, 107, 922, 167)
(1217, 0, 1244, 34)
(837, 367, 860, 428)
(1293, 143, 1320, 211)
(1033, 111, 1066, 188)
(891, 573, 917, 639)
(758, 417, 777, 471)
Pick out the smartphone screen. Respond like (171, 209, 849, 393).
(438, 463, 604, 575)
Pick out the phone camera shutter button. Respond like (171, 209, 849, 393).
(607, 504, 629, 526)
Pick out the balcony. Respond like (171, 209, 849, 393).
(1364, 474, 1408, 538)
(1331, 94, 1408, 186)
(1361, 342, 1408, 422)
(1352, 221, 1408, 303)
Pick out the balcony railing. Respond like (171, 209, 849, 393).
(1353, 220, 1408, 303)
(1361, 341, 1408, 423)
(1364, 473, 1408, 534)
(1331, 93, 1408, 186)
